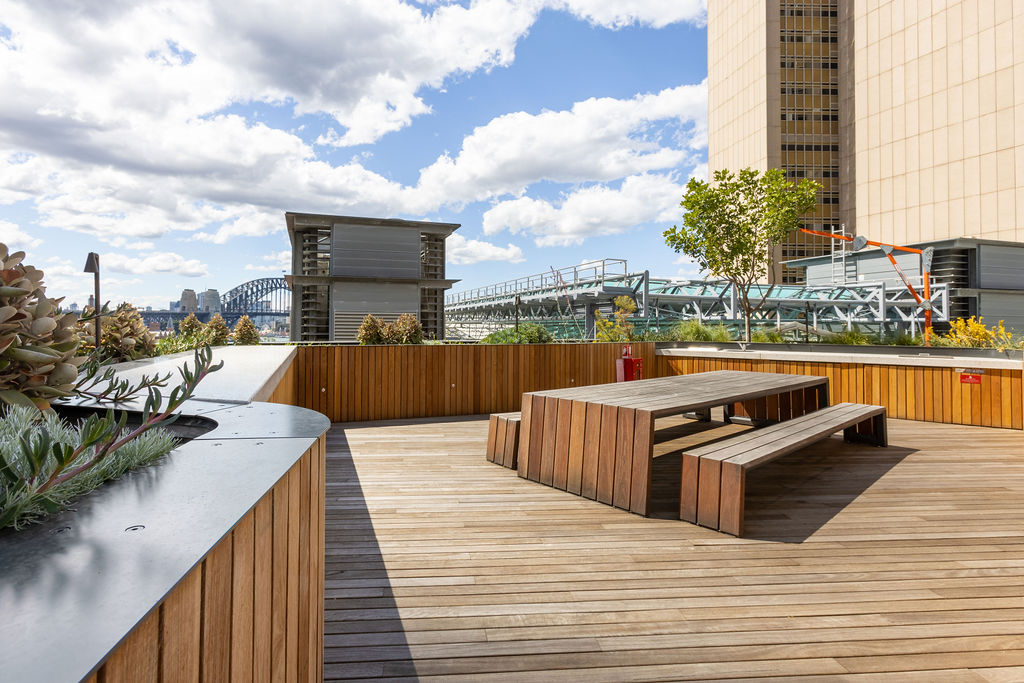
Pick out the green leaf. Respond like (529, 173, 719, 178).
(0, 390, 41, 411)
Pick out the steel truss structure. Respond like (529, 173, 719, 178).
(219, 277, 291, 325)
(445, 259, 949, 340)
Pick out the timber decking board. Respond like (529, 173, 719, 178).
(325, 415, 1024, 680)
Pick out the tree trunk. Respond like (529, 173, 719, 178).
(744, 313, 751, 342)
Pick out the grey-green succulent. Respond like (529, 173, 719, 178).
(0, 243, 84, 410)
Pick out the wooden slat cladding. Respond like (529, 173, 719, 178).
(289, 342, 655, 422)
(655, 354, 1024, 430)
(267, 355, 300, 407)
(92, 436, 326, 683)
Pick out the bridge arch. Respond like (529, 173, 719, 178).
(220, 277, 291, 323)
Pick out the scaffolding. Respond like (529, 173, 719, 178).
(445, 259, 949, 340)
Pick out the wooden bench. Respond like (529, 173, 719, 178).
(486, 412, 522, 469)
(680, 402, 887, 536)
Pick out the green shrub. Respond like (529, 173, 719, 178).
(206, 313, 230, 346)
(821, 329, 873, 345)
(629, 327, 673, 341)
(178, 312, 203, 336)
(751, 329, 786, 343)
(480, 323, 554, 344)
(390, 313, 425, 344)
(231, 315, 261, 345)
(669, 320, 734, 342)
(594, 296, 636, 342)
(889, 332, 923, 346)
(156, 327, 217, 355)
(356, 313, 426, 345)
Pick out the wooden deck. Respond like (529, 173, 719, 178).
(325, 414, 1024, 681)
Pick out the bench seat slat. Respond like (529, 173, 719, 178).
(689, 403, 883, 465)
(682, 402, 887, 537)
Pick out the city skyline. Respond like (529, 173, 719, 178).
(0, 1, 710, 312)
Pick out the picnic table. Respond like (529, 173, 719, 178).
(516, 370, 830, 516)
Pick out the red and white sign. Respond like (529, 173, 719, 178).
(960, 374, 982, 385)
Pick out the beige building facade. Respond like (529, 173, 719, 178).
(709, 0, 1024, 283)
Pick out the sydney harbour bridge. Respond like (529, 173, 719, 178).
(139, 277, 291, 331)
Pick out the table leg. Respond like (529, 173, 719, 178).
(629, 410, 654, 516)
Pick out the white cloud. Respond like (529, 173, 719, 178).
(0, 0, 707, 251)
(102, 251, 209, 278)
(194, 209, 283, 244)
(245, 250, 291, 272)
(554, 0, 706, 28)
(0, 220, 42, 250)
(446, 233, 524, 265)
(482, 172, 685, 246)
(410, 82, 706, 209)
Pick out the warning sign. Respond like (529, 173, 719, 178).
(960, 373, 982, 385)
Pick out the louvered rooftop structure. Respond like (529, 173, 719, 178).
(285, 212, 460, 342)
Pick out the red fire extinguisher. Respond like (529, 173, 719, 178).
(615, 344, 643, 382)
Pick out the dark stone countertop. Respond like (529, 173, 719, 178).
(0, 399, 330, 683)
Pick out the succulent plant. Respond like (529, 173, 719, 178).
(206, 313, 230, 346)
(77, 302, 156, 363)
(178, 312, 202, 336)
(0, 242, 85, 410)
(231, 315, 261, 345)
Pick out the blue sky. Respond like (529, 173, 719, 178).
(0, 0, 708, 311)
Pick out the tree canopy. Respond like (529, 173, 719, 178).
(664, 167, 819, 341)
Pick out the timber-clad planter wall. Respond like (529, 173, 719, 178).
(85, 436, 326, 683)
(655, 351, 1023, 430)
(281, 342, 1023, 430)
(0, 394, 328, 682)
(279, 343, 656, 422)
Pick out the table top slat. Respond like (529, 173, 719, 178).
(525, 371, 827, 418)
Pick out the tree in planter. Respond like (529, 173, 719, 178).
(231, 315, 261, 345)
(179, 312, 203, 336)
(664, 168, 819, 342)
(206, 313, 230, 346)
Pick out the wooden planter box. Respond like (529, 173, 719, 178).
(0, 400, 329, 682)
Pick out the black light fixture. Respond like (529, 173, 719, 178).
(83, 252, 100, 359)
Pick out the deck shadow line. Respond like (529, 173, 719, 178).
(323, 426, 417, 680)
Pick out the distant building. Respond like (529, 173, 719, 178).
(179, 289, 198, 313)
(68, 302, 79, 312)
(87, 295, 95, 310)
(285, 212, 460, 341)
(791, 238, 1024, 332)
(170, 301, 180, 312)
(198, 289, 221, 314)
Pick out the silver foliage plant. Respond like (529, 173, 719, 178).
(0, 406, 177, 529)
(0, 240, 225, 530)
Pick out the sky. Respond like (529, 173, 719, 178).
(0, 0, 708, 310)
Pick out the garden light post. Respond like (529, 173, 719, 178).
(83, 252, 100, 359)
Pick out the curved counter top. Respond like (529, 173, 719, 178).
(0, 351, 328, 682)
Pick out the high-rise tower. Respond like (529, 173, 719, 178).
(709, 2, 1024, 285)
